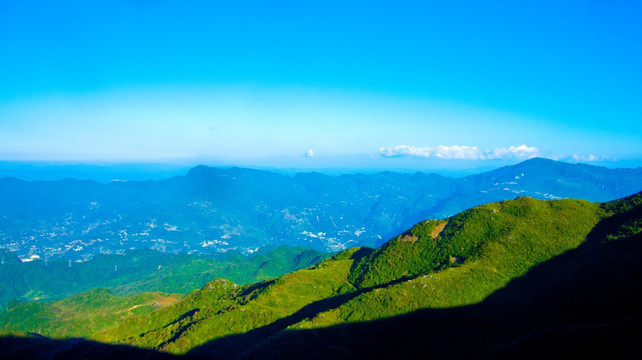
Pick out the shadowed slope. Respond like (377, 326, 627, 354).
(0, 334, 180, 360)
(220, 200, 642, 359)
(2, 193, 641, 359)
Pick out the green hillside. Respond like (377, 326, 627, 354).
(313, 196, 602, 325)
(238, 193, 642, 359)
(1, 193, 640, 359)
(0, 289, 182, 341)
(0, 245, 330, 309)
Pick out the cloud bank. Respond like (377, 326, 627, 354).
(379, 144, 540, 160)
(570, 154, 611, 162)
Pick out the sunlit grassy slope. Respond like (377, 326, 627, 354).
(308, 197, 602, 326)
(0, 289, 181, 341)
(1, 193, 640, 359)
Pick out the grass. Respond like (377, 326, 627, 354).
(1, 193, 640, 356)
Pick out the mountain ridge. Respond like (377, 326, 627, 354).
(1, 158, 641, 259)
(2, 191, 640, 358)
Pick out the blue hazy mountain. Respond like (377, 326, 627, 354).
(0, 162, 191, 183)
(1, 158, 641, 260)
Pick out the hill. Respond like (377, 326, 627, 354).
(0, 246, 329, 309)
(1, 158, 641, 260)
(1, 192, 640, 358)
(236, 192, 642, 359)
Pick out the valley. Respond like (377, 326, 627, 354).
(1, 190, 640, 359)
(4, 1, 641, 358)
(2, 158, 641, 261)
(0, 246, 329, 309)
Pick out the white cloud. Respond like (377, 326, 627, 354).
(486, 144, 540, 160)
(571, 154, 611, 162)
(304, 149, 315, 158)
(378, 145, 426, 158)
(379, 144, 540, 160)
(379, 145, 482, 159)
(434, 145, 482, 159)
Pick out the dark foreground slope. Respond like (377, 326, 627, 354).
(0, 335, 178, 360)
(233, 195, 642, 359)
(1, 193, 641, 359)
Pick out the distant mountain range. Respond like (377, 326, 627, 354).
(1, 158, 641, 260)
(2, 190, 640, 359)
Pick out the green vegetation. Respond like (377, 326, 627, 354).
(297, 197, 603, 327)
(115, 250, 358, 353)
(1, 193, 641, 358)
(599, 192, 642, 242)
(348, 219, 450, 289)
(0, 250, 359, 354)
(0, 288, 181, 340)
(0, 246, 330, 309)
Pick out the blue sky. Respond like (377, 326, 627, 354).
(1, 0, 641, 172)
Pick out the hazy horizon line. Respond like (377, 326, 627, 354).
(1, 156, 641, 184)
